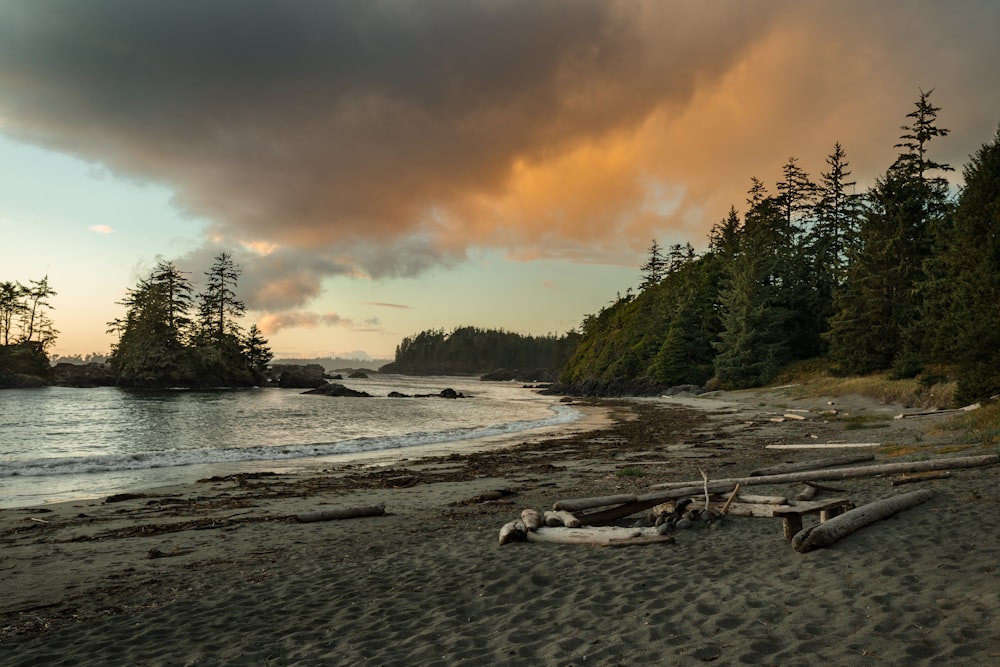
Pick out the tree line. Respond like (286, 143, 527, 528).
(381, 325, 579, 377)
(1, 253, 273, 388)
(562, 90, 1000, 405)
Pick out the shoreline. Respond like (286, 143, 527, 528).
(0, 385, 599, 511)
(3, 387, 1000, 665)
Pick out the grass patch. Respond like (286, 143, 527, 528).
(881, 444, 931, 458)
(616, 466, 646, 478)
(942, 401, 1000, 446)
(774, 362, 957, 409)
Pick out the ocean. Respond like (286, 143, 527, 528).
(0, 375, 579, 509)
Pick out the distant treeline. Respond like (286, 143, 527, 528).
(380, 326, 579, 376)
(562, 91, 1000, 405)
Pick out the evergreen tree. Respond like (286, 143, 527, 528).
(713, 182, 797, 387)
(807, 143, 866, 351)
(933, 125, 1000, 402)
(109, 261, 195, 386)
(0, 281, 26, 346)
(639, 239, 666, 289)
(827, 90, 952, 375)
(197, 252, 246, 346)
(243, 324, 274, 375)
(19, 276, 59, 350)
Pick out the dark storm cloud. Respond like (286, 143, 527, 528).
(0, 1, 770, 281)
(2, 0, 1000, 315)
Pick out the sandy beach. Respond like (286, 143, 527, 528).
(3, 386, 1000, 666)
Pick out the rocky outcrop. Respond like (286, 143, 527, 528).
(51, 362, 118, 387)
(269, 364, 327, 388)
(0, 369, 47, 388)
(347, 370, 369, 379)
(302, 382, 373, 397)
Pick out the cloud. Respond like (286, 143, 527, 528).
(365, 302, 412, 310)
(2, 1, 999, 302)
(88, 224, 113, 234)
(257, 311, 353, 335)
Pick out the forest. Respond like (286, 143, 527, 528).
(380, 325, 579, 379)
(560, 91, 1000, 405)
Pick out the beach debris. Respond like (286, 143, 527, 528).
(791, 489, 935, 553)
(452, 489, 517, 505)
(294, 504, 386, 523)
(796, 485, 817, 501)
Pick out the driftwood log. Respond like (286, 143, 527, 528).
(891, 471, 952, 486)
(294, 504, 386, 523)
(649, 454, 999, 491)
(553, 494, 637, 512)
(750, 454, 875, 476)
(520, 509, 541, 531)
(791, 489, 935, 553)
(524, 526, 674, 547)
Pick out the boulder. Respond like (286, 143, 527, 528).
(302, 382, 372, 397)
(387, 391, 412, 398)
(347, 370, 369, 379)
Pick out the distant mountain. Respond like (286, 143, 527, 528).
(272, 357, 392, 372)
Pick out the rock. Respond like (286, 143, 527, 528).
(439, 387, 463, 399)
(347, 371, 368, 379)
(302, 382, 372, 397)
(387, 391, 412, 398)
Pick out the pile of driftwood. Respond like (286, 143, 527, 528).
(498, 453, 998, 552)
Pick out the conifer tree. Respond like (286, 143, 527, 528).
(827, 90, 952, 375)
(713, 182, 797, 387)
(933, 125, 1000, 402)
(639, 239, 666, 289)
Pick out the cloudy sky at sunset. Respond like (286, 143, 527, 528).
(2, 1, 999, 360)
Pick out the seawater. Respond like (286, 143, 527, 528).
(0, 375, 578, 509)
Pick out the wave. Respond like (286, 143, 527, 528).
(0, 403, 580, 478)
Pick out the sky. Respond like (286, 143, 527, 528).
(2, 1, 999, 361)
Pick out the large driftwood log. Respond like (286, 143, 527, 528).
(525, 526, 673, 546)
(553, 494, 637, 512)
(791, 489, 934, 553)
(520, 509, 541, 531)
(749, 454, 875, 476)
(649, 454, 999, 490)
(294, 504, 386, 523)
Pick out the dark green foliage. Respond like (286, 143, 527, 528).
(933, 125, 1000, 403)
(383, 326, 572, 376)
(827, 90, 953, 375)
(562, 252, 724, 387)
(108, 256, 270, 388)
